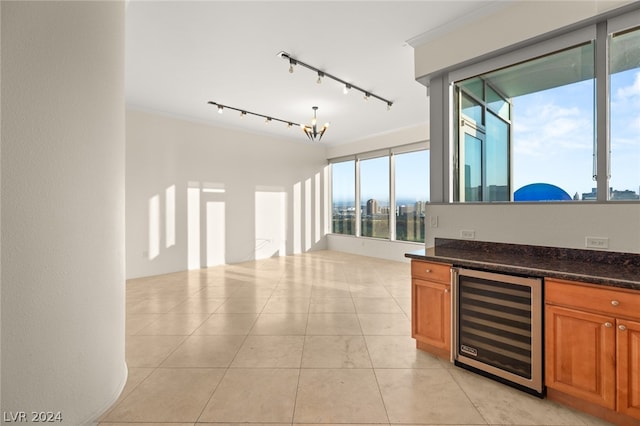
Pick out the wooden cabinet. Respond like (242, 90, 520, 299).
(411, 260, 451, 359)
(545, 278, 640, 424)
(617, 318, 640, 419)
(545, 304, 616, 408)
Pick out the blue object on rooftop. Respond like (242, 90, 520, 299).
(514, 183, 572, 201)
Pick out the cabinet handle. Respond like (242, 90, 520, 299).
(425, 269, 432, 273)
(604, 322, 613, 328)
(444, 288, 450, 293)
(611, 300, 620, 306)
(619, 324, 627, 331)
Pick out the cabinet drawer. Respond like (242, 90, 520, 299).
(411, 260, 451, 284)
(546, 278, 640, 320)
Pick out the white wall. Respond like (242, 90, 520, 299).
(1, 2, 126, 423)
(412, 0, 635, 79)
(326, 124, 428, 159)
(126, 109, 329, 279)
(425, 203, 640, 253)
(327, 235, 421, 263)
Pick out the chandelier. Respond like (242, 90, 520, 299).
(301, 106, 329, 141)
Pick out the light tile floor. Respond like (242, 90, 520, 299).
(99, 250, 614, 426)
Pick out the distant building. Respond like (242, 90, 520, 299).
(582, 187, 639, 200)
(582, 188, 598, 200)
(366, 199, 378, 215)
(611, 189, 640, 200)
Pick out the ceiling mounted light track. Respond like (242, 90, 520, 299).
(277, 51, 394, 110)
(207, 102, 329, 142)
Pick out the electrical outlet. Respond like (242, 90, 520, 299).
(460, 229, 475, 239)
(430, 215, 438, 228)
(585, 236, 609, 249)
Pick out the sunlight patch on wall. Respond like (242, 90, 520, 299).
(315, 172, 321, 244)
(206, 201, 225, 266)
(305, 178, 312, 252)
(293, 182, 301, 254)
(203, 182, 226, 193)
(165, 185, 176, 248)
(255, 189, 286, 260)
(187, 183, 201, 270)
(148, 194, 160, 260)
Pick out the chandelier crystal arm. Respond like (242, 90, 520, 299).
(277, 51, 394, 108)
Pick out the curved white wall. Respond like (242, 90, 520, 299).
(1, 2, 126, 423)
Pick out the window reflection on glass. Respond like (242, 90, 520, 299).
(395, 150, 429, 242)
(331, 160, 356, 235)
(610, 26, 640, 201)
(360, 156, 389, 239)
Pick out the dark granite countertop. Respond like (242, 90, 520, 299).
(406, 238, 640, 291)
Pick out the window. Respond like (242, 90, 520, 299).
(609, 25, 640, 201)
(329, 146, 429, 242)
(455, 42, 596, 202)
(395, 150, 429, 242)
(360, 156, 390, 239)
(331, 160, 355, 235)
(443, 9, 640, 204)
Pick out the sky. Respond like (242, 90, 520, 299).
(513, 68, 640, 198)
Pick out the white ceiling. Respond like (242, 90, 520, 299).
(126, 1, 500, 146)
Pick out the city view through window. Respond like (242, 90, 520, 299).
(332, 150, 429, 242)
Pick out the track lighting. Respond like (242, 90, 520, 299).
(208, 101, 329, 142)
(277, 51, 393, 109)
(343, 84, 351, 95)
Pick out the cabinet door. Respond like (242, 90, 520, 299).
(412, 278, 450, 351)
(617, 318, 640, 420)
(545, 304, 616, 409)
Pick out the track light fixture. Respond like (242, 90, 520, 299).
(277, 51, 394, 109)
(208, 102, 329, 142)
